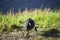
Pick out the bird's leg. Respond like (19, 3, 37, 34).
(26, 30, 29, 36)
(25, 30, 30, 38)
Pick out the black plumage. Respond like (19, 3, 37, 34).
(24, 18, 35, 38)
(24, 18, 35, 31)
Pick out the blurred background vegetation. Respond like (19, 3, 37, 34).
(0, 0, 60, 40)
(0, 9, 60, 34)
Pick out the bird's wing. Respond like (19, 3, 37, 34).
(29, 22, 31, 26)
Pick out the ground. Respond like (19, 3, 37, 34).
(0, 30, 60, 40)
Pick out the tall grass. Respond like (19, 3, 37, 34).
(0, 9, 60, 33)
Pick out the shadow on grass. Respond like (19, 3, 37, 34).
(41, 28, 60, 38)
(1, 24, 23, 34)
(10, 24, 23, 31)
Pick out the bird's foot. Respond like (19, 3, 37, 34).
(25, 33, 32, 38)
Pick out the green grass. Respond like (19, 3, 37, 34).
(0, 9, 60, 33)
(0, 9, 60, 40)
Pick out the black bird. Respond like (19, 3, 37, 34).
(24, 18, 37, 38)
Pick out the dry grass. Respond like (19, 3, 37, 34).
(0, 30, 60, 40)
(0, 9, 60, 40)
